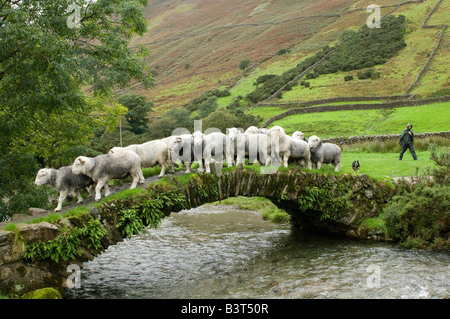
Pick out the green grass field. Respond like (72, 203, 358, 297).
(267, 102, 450, 137)
(339, 150, 437, 179)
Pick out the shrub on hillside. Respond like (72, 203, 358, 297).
(201, 109, 262, 132)
(254, 74, 277, 85)
(277, 48, 291, 56)
(239, 58, 251, 71)
(197, 97, 219, 119)
(316, 15, 407, 74)
(243, 15, 406, 104)
(246, 75, 286, 103)
(357, 69, 381, 80)
(187, 89, 231, 112)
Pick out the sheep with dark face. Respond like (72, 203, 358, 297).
(35, 166, 94, 211)
(308, 135, 341, 172)
(72, 150, 144, 201)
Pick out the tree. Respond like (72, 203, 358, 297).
(197, 97, 218, 119)
(238, 58, 251, 71)
(0, 0, 152, 220)
(118, 94, 154, 134)
(164, 108, 193, 132)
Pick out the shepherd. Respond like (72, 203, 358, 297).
(399, 123, 418, 161)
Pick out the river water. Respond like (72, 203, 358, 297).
(65, 205, 449, 299)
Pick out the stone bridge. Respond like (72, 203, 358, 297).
(0, 166, 395, 296)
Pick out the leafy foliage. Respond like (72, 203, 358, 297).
(24, 218, 107, 262)
(117, 94, 154, 134)
(296, 180, 353, 221)
(315, 15, 406, 74)
(238, 58, 251, 71)
(111, 186, 186, 238)
(0, 0, 151, 220)
(382, 148, 450, 249)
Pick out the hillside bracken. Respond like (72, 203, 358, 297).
(245, 15, 407, 103)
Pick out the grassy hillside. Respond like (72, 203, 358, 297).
(127, 0, 448, 115)
(266, 102, 450, 137)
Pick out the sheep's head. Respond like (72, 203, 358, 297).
(34, 169, 51, 186)
(268, 125, 286, 138)
(109, 147, 121, 154)
(244, 126, 259, 134)
(308, 135, 321, 150)
(227, 127, 242, 141)
(168, 136, 183, 152)
(72, 156, 88, 175)
(292, 131, 305, 140)
(192, 131, 204, 147)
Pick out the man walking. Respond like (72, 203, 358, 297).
(399, 123, 418, 160)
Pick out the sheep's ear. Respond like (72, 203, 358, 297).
(79, 158, 85, 165)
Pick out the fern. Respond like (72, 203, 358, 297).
(24, 217, 107, 262)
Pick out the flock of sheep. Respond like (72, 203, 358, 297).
(34, 125, 342, 212)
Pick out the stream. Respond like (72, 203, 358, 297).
(65, 204, 449, 299)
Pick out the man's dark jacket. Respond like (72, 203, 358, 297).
(399, 123, 414, 147)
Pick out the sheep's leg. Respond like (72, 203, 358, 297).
(75, 189, 84, 204)
(185, 162, 192, 174)
(283, 154, 289, 168)
(138, 169, 145, 184)
(316, 161, 322, 170)
(204, 154, 211, 173)
(226, 155, 234, 167)
(103, 183, 111, 197)
(55, 189, 68, 212)
(95, 180, 107, 201)
(196, 158, 204, 172)
(158, 163, 166, 178)
(226, 146, 234, 167)
(334, 163, 340, 172)
(168, 162, 175, 174)
(235, 155, 244, 166)
(87, 184, 95, 198)
(130, 173, 139, 189)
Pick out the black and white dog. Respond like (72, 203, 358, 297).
(352, 160, 360, 174)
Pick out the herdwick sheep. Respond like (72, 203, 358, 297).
(308, 135, 341, 172)
(192, 131, 207, 172)
(225, 127, 242, 166)
(109, 140, 173, 178)
(72, 150, 144, 201)
(167, 134, 195, 174)
(202, 132, 228, 173)
(228, 129, 271, 166)
(287, 138, 312, 169)
(244, 126, 259, 135)
(292, 131, 308, 142)
(268, 126, 311, 168)
(34, 166, 94, 212)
